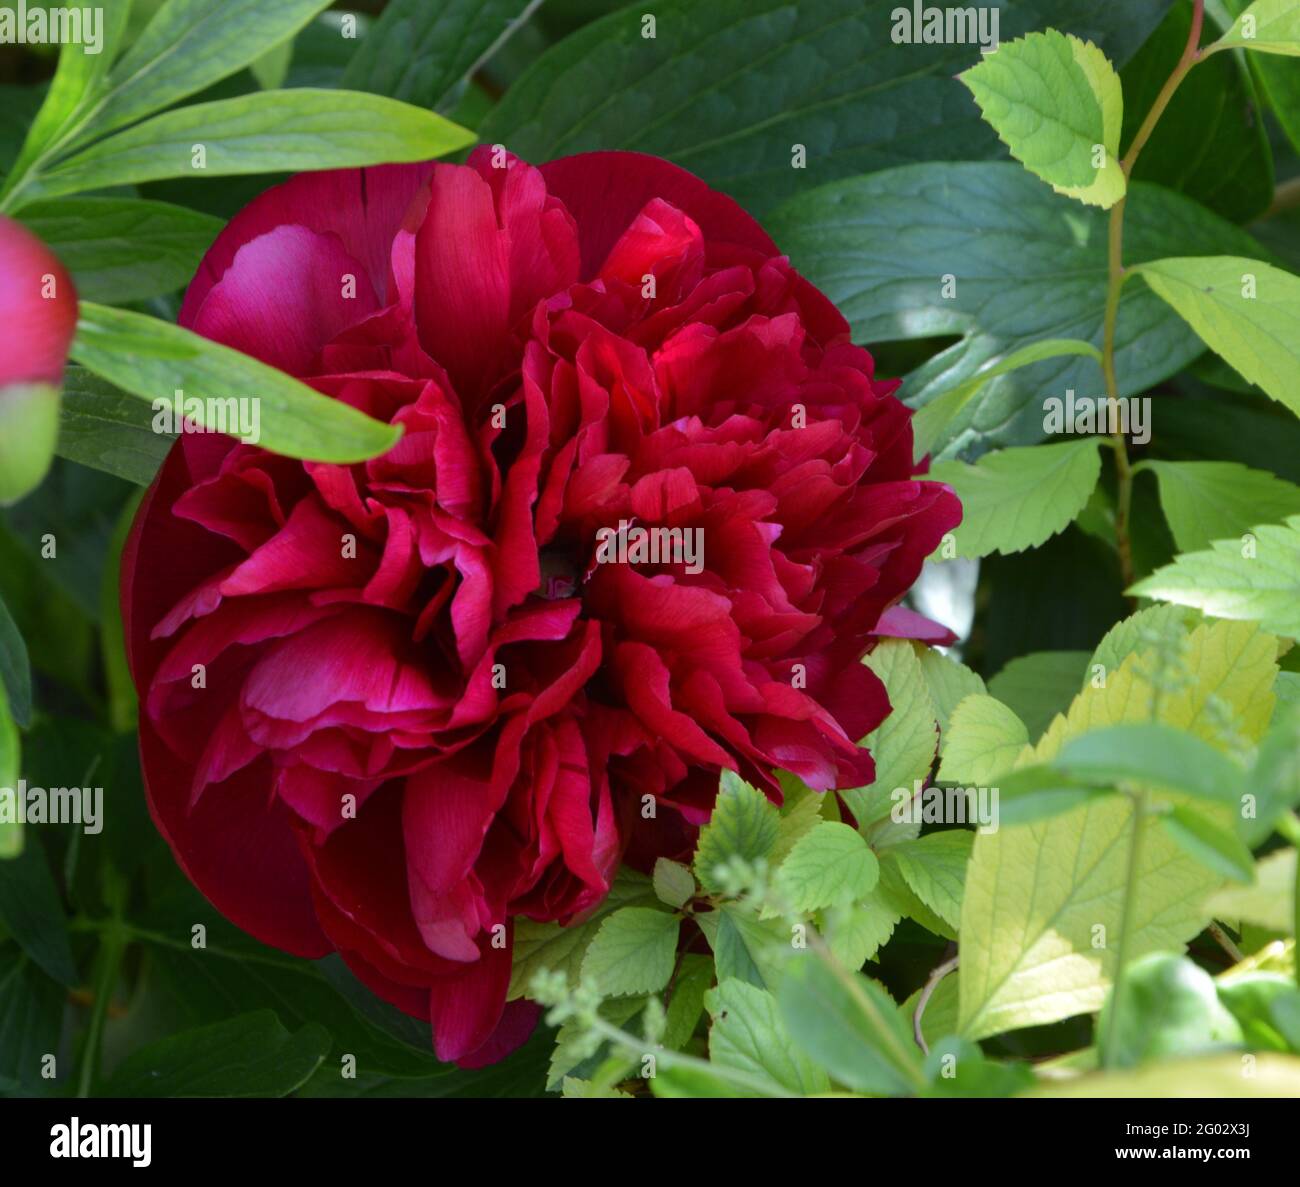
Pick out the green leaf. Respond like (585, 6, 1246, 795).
(1136, 257, 1300, 420)
(961, 31, 1124, 208)
(343, 0, 539, 111)
(0, 838, 76, 985)
(1159, 804, 1256, 883)
(823, 893, 900, 969)
(1245, 704, 1300, 846)
(693, 771, 779, 892)
(662, 954, 713, 1051)
(482, 0, 1170, 219)
(937, 694, 1029, 784)
(71, 303, 402, 464)
(29, 89, 475, 202)
(992, 765, 1118, 828)
(17, 198, 224, 304)
(0, 383, 60, 507)
(580, 907, 680, 998)
(930, 439, 1103, 558)
(548, 996, 645, 1091)
(1141, 460, 1300, 554)
(1098, 953, 1244, 1068)
(1205, 848, 1296, 931)
(1090, 604, 1198, 678)
(0, 946, 63, 1093)
(0, 594, 31, 730)
(1217, 973, 1300, 1053)
(55, 367, 174, 488)
(911, 339, 1101, 460)
(887, 831, 975, 933)
(775, 821, 878, 913)
(1221, 0, 1300, 155)
(766, 164, 1265, 458)
(250, 40, 295, 92)
(959, 618, 1278, 1040)
(103, 1010, 330, 1097)
(1130, 514, 1300, 638)
(841, 640, 938, 840)
(987, 651, 1089, 742)
(917, 647, 987, 734)
(1214, 0, 1300, 55)
(706, 978, 830, 1096)
(72, 0, 335, 146)
(1054, 723, 1244, 807)
(1032, 1051, 1300, 1096)
(652, 858, 695, 909)
(509, 868, 655, 999)
(0, 677, 19, 859)
(778, 956, 925, 1095)
(708, 905, 789, 991)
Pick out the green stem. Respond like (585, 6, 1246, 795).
(75, 871, 127, 1098)
(1277, 811, 1300, 989)
(1101, 792, 1150, 1067)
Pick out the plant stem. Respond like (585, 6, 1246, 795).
(913, 952, 959, 1055)
(1101, 792, 1150, 1067)
(1100, 0, 1205, 593)
(1277, 811, 1300, 989)
(75, 870, 127, 1098)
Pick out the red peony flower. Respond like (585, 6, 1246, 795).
(122, 150, 960, 1065)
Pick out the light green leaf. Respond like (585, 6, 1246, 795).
(961, 31, 1124, 208)
(1054, 723, 1245, 807)
(770, 782, 827, 865)
(1205, 848, 1296, 932)
(1246, 703, 1300, 846)
(775, 821, 878, 913)
(1031, 1052, 1300, 1096)
(706, 979, 830, 1096)
(1141, 460, 1300, 554)
(74, 0, 335, 146)
(580, 907, 680, 998)
(18, 197, 224, 304)
(992, 765, 1119, 828)
(887, 831, 975, 933)
(56, 368, 174, 487)
(987, 650, 1089, 741)
(509, 869, 655, 999)
(912, 339, 1102, 460)
(103, 1011, 329, 1097)
(959, 618, 1278, 1040)
(1214, 0, 1300, 55)
(708, 905, 789, 991)
(250, 40, 295, 92)
(778, 957, 925, 1096)
(877, 855, 956, 940)
(653, 858, 695, 910)
(693, 771, 780, 892)
(930, 438, 1103, 558)
(1130, 514, 1300, 638)
(824, 892, 900, 969)
(0, 383, 60, 506)
(917, 647, 988, 736)
(1159, 804, 1256, 883)
(548, 997, 645, 1091)
(766, 164, 1263, 459)
(0, 677, 19, 858)
(937, 694, 1030, 784)
(30, 89, 475, 202)
(71, 303, 402, 464)
(343, 0, 540, 112)
(841, 640, 938, 840)
(1090, 604, 1198, 677)
(1136, 257, 1300, 419)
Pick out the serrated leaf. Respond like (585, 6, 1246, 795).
(653, 858, 695, 909)
(1205, 848, 1296, 932)
(693, 771, 780, 892)
(1130, 515, 1300, 638)
(706, 978, 830, 1096)
(1141, 460, 1300, 554)
(509, 869, 655, 999)
(1215, 0, 1300, 55)
(959, 618, 1278, 1040)
(548, 996, 645, 1091)
(766, 164, 1263, 459)
(1090, 604, 1198, 677)
(824, 892, 900, 969)
(937, 694, 1030, 784)
(987, 650, 1089, 741)
(887, 831, 975, 933)
(841, 640, 938, 840)
(71, 303, 401, 465)
(876, 854, 955, 940)
(709, 905, 789, 991)
(961, 31, 1124, 208)
(1137, 257, 1300, 420)
(770, 783, 827, 865)
(930, 439, 1103, 558)
(917, 647, 988, 733)
(581, 907, 680, 998)
(776, 821, 878, 913)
